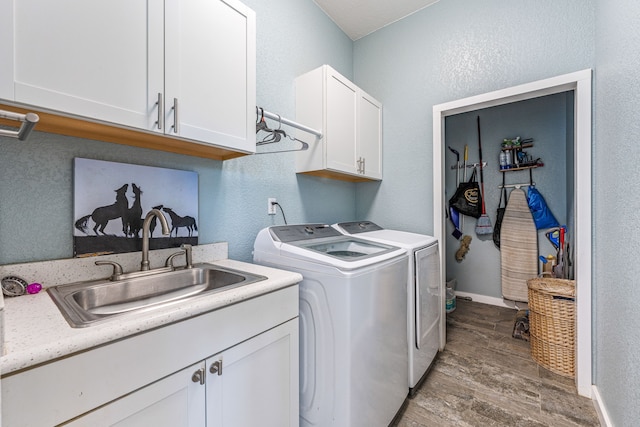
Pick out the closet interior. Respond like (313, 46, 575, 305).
(444, 91, 575, 303)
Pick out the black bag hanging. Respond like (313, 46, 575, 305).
(449, 167, 482, 218)
(493, 174, 508, 248)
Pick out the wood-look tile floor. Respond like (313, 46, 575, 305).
(396, 298, 600, 426)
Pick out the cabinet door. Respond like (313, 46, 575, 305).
(325, 70, 358, 175)
(357, 91, 383, 180)
(164, 0, 256, 151)
(3, 0, 164, 130)
(66, 362, 206, 427)
(206, 319, 299, 427)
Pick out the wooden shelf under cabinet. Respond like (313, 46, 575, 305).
(0, 103, 248, 161)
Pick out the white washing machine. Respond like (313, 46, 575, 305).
(253, 224, 409, 427)
(333, 221, 443, 395)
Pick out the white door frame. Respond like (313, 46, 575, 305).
(432, 69, 592, 397)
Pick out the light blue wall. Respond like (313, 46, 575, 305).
(594, 0, 640, 424)
(353, 0, 594, 236)
(0, 0, 354, 265)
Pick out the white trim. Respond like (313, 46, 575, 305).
(454, 291, 521, 310)
(433, 69, 592, 397)
(592, 385, 614, 427)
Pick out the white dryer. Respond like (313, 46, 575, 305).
(253, 224, 409, 427)
(333, 221, 442, 394)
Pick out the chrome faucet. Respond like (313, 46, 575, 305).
(141, 209, 170, 271)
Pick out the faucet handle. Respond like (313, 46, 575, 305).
(180, 244, 193, 268)
(95, 260, 124, 281)
(165, 250, 186, 269)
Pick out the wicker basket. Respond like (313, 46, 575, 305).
(527, 277, 576, 377)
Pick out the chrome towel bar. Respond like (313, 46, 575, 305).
(0, 109, 40, 141)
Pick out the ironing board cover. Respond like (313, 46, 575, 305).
(500, 188, 538, 302)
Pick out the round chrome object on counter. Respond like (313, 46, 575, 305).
(2, 275, 28, 297)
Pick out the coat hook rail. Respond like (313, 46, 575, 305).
(498, 182, 536, 189)
(258, 107, 322, 138)
(450, 161, 487, 170)
(0, 109, 40, 141)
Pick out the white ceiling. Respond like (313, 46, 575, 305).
(313, 0, 440, 41)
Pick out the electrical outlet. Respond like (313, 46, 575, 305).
(268, 198, 277, 215)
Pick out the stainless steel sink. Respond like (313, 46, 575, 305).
(47, 263, 267, 328)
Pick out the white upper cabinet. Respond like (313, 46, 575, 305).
(357, 91, 383, 180)
(295, 65, 383, 181)
(164, 0, 255, 151)
(2, 0, 163, 129)
(0, 0, 256, 154)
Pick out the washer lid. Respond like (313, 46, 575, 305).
(256, 224, 406, 270)
(333, 222, 437, 249)
(295, 236, 399, 261)
(335, 221, 382, 234)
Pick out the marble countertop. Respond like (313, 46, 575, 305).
(0, 255, 302, 376)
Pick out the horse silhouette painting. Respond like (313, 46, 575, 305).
(125, 183, 144, 238)
(163, 207, 198, 237)
(75, 184, 129, 236)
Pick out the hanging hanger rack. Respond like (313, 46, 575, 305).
(255, 107, 320, 154)
(258, 107, 322, 138)
(498, 165, 536, 189)
(498, 182, 536, 189)
(0, 109, 40, 141)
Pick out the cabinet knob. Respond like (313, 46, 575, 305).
(192, 368, 205, 385)
(210, 360, 223, 376)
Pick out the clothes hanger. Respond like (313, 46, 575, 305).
(257, 114, 288, 145)
(255, 138, 308, 154)
(254, 111, 310, 153)
(256, 107, 272, 134)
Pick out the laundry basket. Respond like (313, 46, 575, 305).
(527, 277, 576, 378)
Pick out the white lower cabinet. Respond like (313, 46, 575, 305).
(1, 285, 299, 427)
(65, 361, 207, 427)
(66, 320, 298, 427)
(206, 320, 299, 427)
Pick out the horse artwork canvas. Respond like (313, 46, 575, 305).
(73, 158, 198, 257)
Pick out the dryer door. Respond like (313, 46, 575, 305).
(415, 243, 441, 351)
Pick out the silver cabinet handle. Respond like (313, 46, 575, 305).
(171, 98, 179, 134)
(192, 367, 205, 385)
(362, 157, 366, 175)
(209, 360, 222, 376)
(155, 92, 163, 130)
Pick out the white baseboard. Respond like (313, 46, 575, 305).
(455, 291, 528, 310)
(592, 385, 613, 427)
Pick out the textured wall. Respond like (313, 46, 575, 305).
(353, 0, 595, 236)
(0, 0, 355, 264)
(594, 0, 640, 424)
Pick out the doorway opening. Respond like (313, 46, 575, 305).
(432, 69, 592, 397)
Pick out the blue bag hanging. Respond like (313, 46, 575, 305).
(527, 187, 559, 229)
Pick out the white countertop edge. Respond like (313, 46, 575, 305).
(0, 259, 302, 376)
